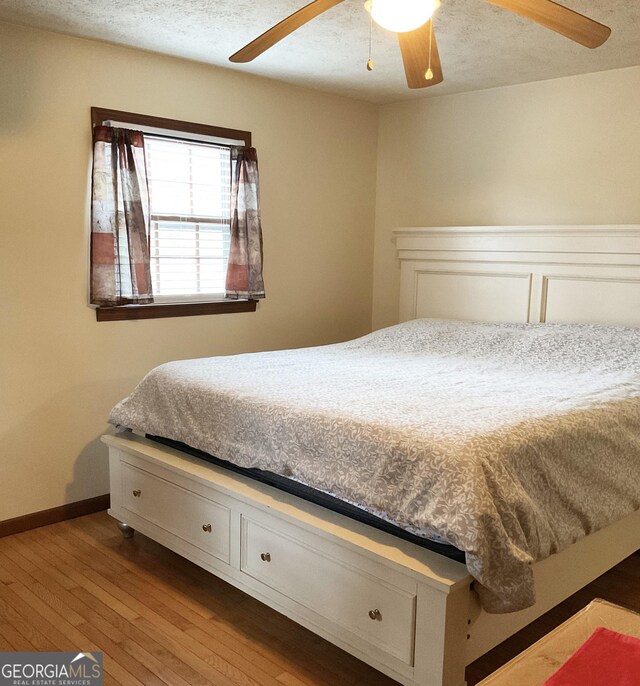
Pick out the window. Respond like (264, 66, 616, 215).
(146, 136, 231, 302)
(91, 108, 256, 321)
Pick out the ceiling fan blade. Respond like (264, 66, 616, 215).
(398, 20, 444, 90)
(229, 0, 345, 63)
(486, 0, 611, 48)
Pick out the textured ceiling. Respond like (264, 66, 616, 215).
(1, 0, 639, 103)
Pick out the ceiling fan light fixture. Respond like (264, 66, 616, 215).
(364, 0, 440, 34)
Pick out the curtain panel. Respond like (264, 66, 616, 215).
(90, 126, 154, 306)
(225, 147, 266, 300)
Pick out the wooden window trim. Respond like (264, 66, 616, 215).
(91, 107, 252, 147)
(96, 300, 258, 322)
(91, 108, 254, 322)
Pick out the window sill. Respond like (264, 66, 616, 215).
(95, 299, 258, 322)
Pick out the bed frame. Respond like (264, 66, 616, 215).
(105, 225, 640, 686)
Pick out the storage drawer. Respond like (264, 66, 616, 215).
(241, 516, 416, 665)
(121, 461, 230, 564)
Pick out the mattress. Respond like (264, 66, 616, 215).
(109, 318, 640, 613)
(147, 433, 466, 563)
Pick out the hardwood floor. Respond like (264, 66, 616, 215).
(0, 512, 638, 686)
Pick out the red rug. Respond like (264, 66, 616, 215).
(544, 627, 640, 686)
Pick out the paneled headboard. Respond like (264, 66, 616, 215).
(394, 226, 640, 326)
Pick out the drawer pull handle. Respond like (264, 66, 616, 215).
(132, 489, 141, 498)
(202, 524, 212, 533)
(260, 552, 271, 562)
(368, 609, 382, 621)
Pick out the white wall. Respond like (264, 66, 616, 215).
(0, 22, 378, 520)
(373, 66, 640, 329)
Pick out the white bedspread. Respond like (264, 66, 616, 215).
(109, 319, 640, 613)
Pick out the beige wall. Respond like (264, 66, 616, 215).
(373, 66, 640, 329)
(0, 22, 378, 520)
(3, 19, 640, 521)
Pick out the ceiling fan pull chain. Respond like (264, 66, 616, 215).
(367, 0, 374, 71)
(425, 20, 434, 80)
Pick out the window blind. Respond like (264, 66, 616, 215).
(145, 136, 231, 301)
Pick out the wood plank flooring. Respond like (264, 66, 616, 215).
(0, 512, 638, 686)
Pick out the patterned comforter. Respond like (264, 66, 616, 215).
(109, 319, 640, 613)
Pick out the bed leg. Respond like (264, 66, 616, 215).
(413, 581, 471, 686)
(117, 521, 135, 539)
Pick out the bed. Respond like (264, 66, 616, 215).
(104, 225, 640, 686)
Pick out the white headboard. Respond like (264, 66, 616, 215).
(394, 226, 640, 326)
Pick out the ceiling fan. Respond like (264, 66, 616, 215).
(229, 0, 611, 90)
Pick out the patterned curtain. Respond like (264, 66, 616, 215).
(90, 126, 154, 306)
(225, 147, 266, 300)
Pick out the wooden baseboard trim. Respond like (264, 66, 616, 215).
(0, 494, 111, 538)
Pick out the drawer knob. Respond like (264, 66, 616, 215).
(202, 524, 212, 533)
(260, 552, 272, 562)
(368, 609, 382, 621)
(132, 489, 141, 498)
